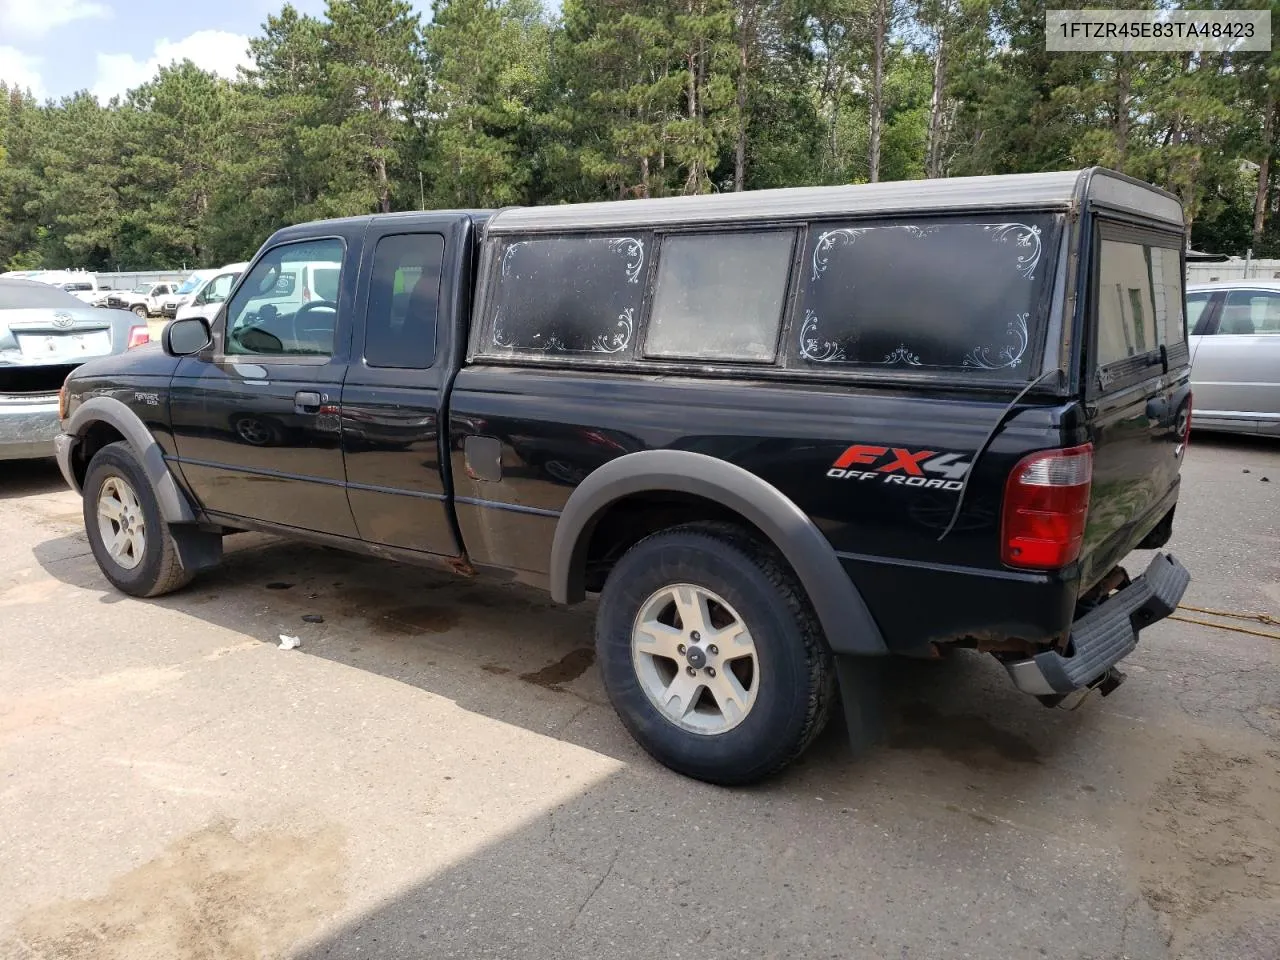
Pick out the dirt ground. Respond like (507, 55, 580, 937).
(1, 434, 1278, 959)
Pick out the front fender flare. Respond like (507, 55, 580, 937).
(549, 449, 887, 656)
(65, 396, 197, 525)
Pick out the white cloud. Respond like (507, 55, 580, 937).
(92, 30, 252, 102)
(0, 45, 45, 98)
(0, 0, 110, 39)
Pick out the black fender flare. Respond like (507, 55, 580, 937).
(63, 396, 198, 525)
(549, 449, 887, 656)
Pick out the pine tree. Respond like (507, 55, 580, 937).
(316, 0, 422, 215)
(26, 93, 124, 268)
(117, 62, 233, 267)
(212, 2, 329, 252)
(425, 0, 550, 208)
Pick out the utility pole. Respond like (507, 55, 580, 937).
(419, 171, 425, 210)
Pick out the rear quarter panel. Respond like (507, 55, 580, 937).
(448, 367, 1082, 653)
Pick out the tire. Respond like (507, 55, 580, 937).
(596, 522, 835, 785)
(83, 441, 194, 598)
(132, 304, 148, 319)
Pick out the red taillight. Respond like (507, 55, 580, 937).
(126, 326, 150, 349)
(1001, 443, 1093, 569)
(301, 286, 311, 303)
(1181, 393, 1193, 451)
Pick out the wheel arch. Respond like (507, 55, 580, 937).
(65, 396, 197, 525)
(549, 450, 887, 656)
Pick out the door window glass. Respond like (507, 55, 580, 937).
(486, 234, 650, 356)
(225, 239, 344, 357)
(364, 233, 445, 369)
(1220, 289, 1280, 335)
(1185, 293, 1211, 334)
(1096, 239, 1158, 366)
(645, 230, 794, 361)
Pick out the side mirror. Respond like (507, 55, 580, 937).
(163, 316, 213, 357)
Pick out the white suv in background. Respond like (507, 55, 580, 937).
(160, 270, 217, 319)
(163, 262, 250, 319)
(174, 263, 248, 322)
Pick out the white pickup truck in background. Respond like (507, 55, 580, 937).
(104, 281, 178, 319)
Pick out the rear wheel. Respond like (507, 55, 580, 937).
(596, 523, 835, 785)
(83, 441, 193, 597)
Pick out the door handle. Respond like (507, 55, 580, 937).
(294, 390, 322, 414)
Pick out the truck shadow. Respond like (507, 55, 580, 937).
(32, 529, 1103, 785)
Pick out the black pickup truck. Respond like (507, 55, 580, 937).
(55, 168, 1191, 784)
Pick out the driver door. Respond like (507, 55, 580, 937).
(168, 232, 362, 537)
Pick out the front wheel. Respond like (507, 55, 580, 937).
(83, 441, 194, 597)
(131, 304, 148, 319)
(596, 523, 835, 785)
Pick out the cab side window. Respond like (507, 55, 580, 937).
(363, 233, 445, 369)
(225, 238, 344, 358)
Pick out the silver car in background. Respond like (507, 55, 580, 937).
(0, 278, 150, 460)
(1187, 280, 1280, 436)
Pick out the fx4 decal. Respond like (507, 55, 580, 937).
(826, 444, 972, 491)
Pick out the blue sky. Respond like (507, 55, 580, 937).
(0, 0, 446, 103)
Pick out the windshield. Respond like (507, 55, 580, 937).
(131, 285, 153, 294)
(175, 275, 206, 295)
(0, 280, 85, 309)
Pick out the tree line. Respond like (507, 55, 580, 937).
(0, 0, 1277, 272)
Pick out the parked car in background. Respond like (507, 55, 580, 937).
(0, 269, 100, 302)
(62, 282, 105, 304)
(160, 271, 218, 319)
(105, 281, 179, 319)
(255, 260, 340, 315)
(1187, 280, 1280, 436)
(0, 278, 150, 460)
(174, 264, 247, 322)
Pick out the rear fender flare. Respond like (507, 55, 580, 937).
(549, 449, 887, 656)
(65, 396, 197, 525)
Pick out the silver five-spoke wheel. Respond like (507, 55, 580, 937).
(96, 476, 146, 570)
(632, 583, 760, 735)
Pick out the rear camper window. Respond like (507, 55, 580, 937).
(487, 235, 650, 356)
(795, 215, 1058, 379)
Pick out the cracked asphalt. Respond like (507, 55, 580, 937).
(1, 434, 1278, 960)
